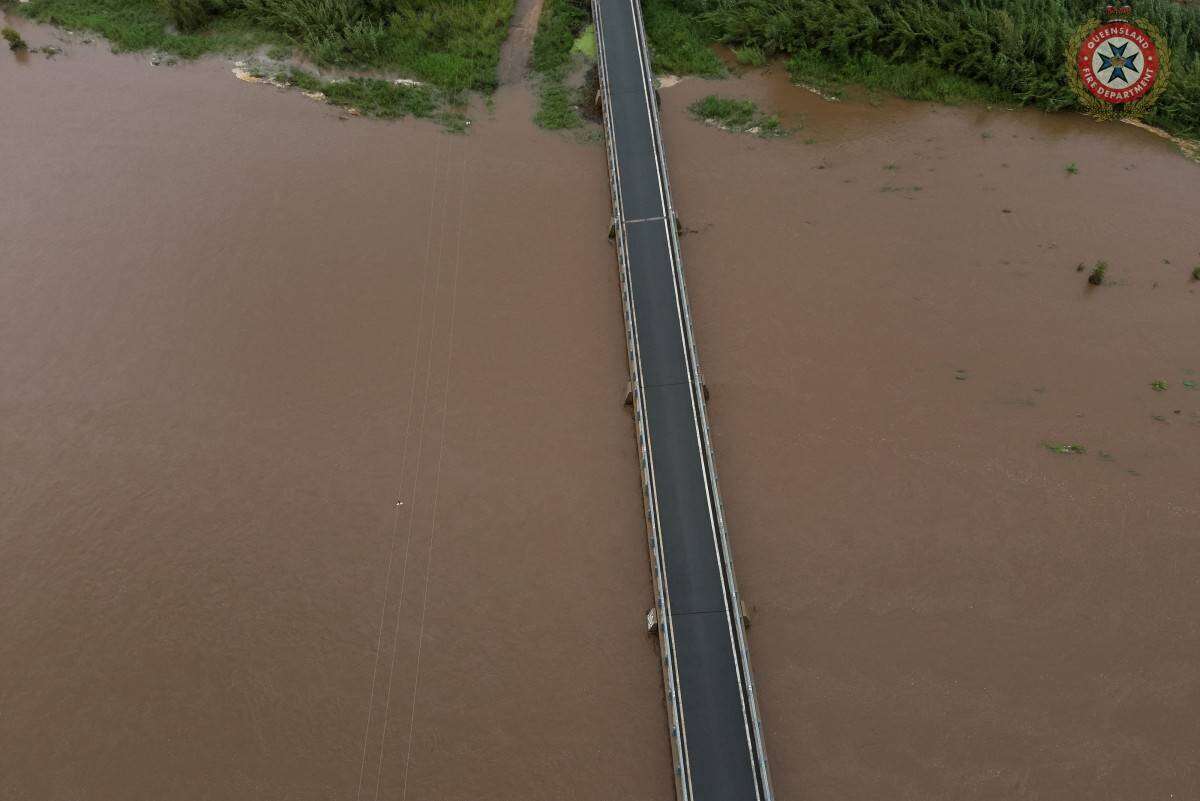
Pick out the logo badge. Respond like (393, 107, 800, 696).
(1067, 5, 1170, 120)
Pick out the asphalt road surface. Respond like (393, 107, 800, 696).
(593, 0, 773, 798)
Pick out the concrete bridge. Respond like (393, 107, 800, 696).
(592, 0, 774, 798)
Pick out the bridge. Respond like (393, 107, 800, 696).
(591, 0, 775, 798)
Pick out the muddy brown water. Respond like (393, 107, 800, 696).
(1, 20, 671, 801)
(660, 65, 1200, 799)
(4, 15, 1200, 801)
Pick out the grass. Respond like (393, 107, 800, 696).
(1088, 260, 1108, 286)
(1065, 162, 1079, 175)
(571, 23, 595, 58)
(15, 0, 516, 93)
(531, 0, 590, 129)
(3, 26, 28, 50)
(733, 45, 764, 66)
(1151, 379, 1169, 391)
(15, 0, 282, 59)
(535, 80, 583, 128)
(1044, 442, 1086, 455)
(787, 48, 1011, 107)
(643, 0, 1200, 141)
(642, 0, 723, 77)
(281, 68, 466, 130)
(689, 94, 784, 135)
(1192, 265, 1200, 280)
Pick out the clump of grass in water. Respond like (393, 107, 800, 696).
(1065, 162, 1079, 175)
(535, 81, 583, 129)
(1044, 442, 1086, 455)
(734, 46, 765, 67)
(281, 69, 466, 130)
(3, 27, 28, 51)
(1088, 260, 1108, 286)
(1192, 266, 1200, 281)
(1151, 380, 1169, 392)
(688, 95, 785, 137)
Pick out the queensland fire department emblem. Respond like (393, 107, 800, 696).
(1067, 5, 1170, 120)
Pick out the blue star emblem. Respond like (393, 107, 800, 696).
(1098, 41, 1140, 84)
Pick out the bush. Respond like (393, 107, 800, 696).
(734, 45, 765, 66)
(689, 93, 786, 135)
(18, 0, 516, 92)
(3, 27, 28, 50)
(650, 0, 1200, 138)
(532, 0, 588, 76)
(161, 0, 209, 31)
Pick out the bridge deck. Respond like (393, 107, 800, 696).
(592, 0, 774, 798)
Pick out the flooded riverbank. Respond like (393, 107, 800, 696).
(6, 12, 1200, 800)
(661, 63, 1200, 799)
(1, 21, 670, 801)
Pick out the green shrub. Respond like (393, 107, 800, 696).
(734, 45, 765, 66)
(689, 93, 786, 135)
(3, 27, 28, 50)
(18, 0, 516, 92)
(160, 0, 210, 32)
(532, 0, 588, 76)
(643, 0, 1200, 139)
(643, 0, 724, 76)
(531, 0, 589, 128)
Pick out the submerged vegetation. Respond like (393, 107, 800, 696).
(14, 0, 515, 92)
(645, 0, 1200, 139)
(1044, 441, 1087, 455)
(531, 0, 590, 128)
(3, 26, 28, 50)
(689, 94, 784, 135)
(281, 68, 469, 129)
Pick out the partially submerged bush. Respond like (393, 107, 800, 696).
(531, 0, 590, 129)
(1088, 260, 1108, 286)
(21, 0, 516, 92)
(3, 27, 28, 51)
(734, 45, 764, 66)
(659, 0, 1200, 140)
(689, 94, 785, 135)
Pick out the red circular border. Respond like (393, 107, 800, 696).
(1076, 22, 1160, 104)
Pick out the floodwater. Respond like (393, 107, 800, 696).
(1, 18, 672, 801)
(5, 11, 1200, 801)
(660, 64, 1200, 799)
